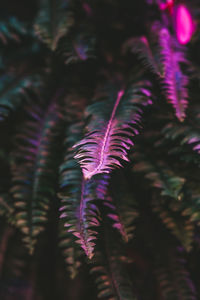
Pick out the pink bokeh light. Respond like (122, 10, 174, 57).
(175, 5, 195, 45)
(159, 0, 174, 12)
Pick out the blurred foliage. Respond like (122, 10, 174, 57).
(0, 0, 200, 299)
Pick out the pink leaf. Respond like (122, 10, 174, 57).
(73, 83, 152, 179)
(175, 5, 195, 45)
(159, 27, 188, 121)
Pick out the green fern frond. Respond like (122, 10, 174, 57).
(182, 202, 200, 225)
(90, 228, 136, 300)
(59, 122, 103, 259)
(11, 97, 63, 253)
(154, 250, 196, 300)
(133, 152, 185, 200)
(0, 74, 41, 121)
(57, 25, 96, 64)
(104, 174, 139, 242)
(34, 0, 74, 51)
(0, 194, 15, 225)
(152, 194, 194, 251)
(58, 222, 82, 279)
(1, 228, 28, 279)
(159, 117, 200, 163)
(132, 153, 195, 250)
(122, 35, 163, 76)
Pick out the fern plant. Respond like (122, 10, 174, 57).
(0, 0, 200, 299)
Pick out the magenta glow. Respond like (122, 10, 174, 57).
(159, 0, 174, 12)
(175, 5, 195, 45)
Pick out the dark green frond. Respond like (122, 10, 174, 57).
(57, 25, 96, 64)
(0, 194, 15, 225)
(0, 0, 200, 298)
(122, 35, 162, 76)
(59, 122, 103, 259)
(158, 111, 200, 165)
(0, 74, 41, 121)
(34, 0, 74, 51)
(133, 152, 185, 200)
(58, 222, 82, 279)
(11, 96, 63, 253)
(132, 152, 195, 250)
(104, 174, 139, 243)
(91, 228, 136, 300)
(154, 250, 197, 300)
(151, 194, 194, 251)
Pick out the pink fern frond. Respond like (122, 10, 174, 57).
(159, 27, 189, 121)
(73, 82, 152, 179)
(59, 123, 109, 259)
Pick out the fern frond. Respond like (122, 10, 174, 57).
(154, 250, 197, 300)
(60, 178, 99, 259)
(1, 228, 28, 279)
(0, 74, 41, 121)
(34, 0, 74, 51)
(58, 222, 82, 279)
(152, 194, 194, 251)
(181, 187, 200, 225)
(122, 36, 162, 76)
(124, 23, 189, 121)
(73, 80, 152, 180)
(158, 26, 189, 121)
(57, 25, 96, 64)
(59, 123, 108, 259)
(133, 153, 195, 250)
(90, 228, 136, 300)
(160, 120, 200, 157)
(104, 175, 139, 242)
(0, 194, 15, 225)
(133, 153, 185, 200)
(11, 97, 63, 253)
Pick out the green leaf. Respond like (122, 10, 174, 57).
(0, 74, 41, 121)
(34, 0, 74, 51)
(11, 96, 63, 253)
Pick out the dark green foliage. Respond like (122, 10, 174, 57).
(59, 122, 105, 259)
(34, 0, 74, 51)
(0, 74, 41, 121)
(57, 25, 96, 64)
(91, 227, 136, 300)
(0, 0, 200, 299)
(105, 174, 139, 242)
(11, 95, 63, 253)
(58, 223, 82, 279)
(154, 249, 197, 300)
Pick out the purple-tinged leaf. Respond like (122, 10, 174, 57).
(159, 27, 189, 121)
(73, 81, 152, 179)
(104, 180, 139, 243)
(123, 36, 162, 76)
(59, 123, 110, 259)
(90, 227, 136, 300)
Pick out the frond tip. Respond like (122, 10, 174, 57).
(73, 81, 152, 180)
(159, 27, 189, 122)
(59, 123, 108, 259)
